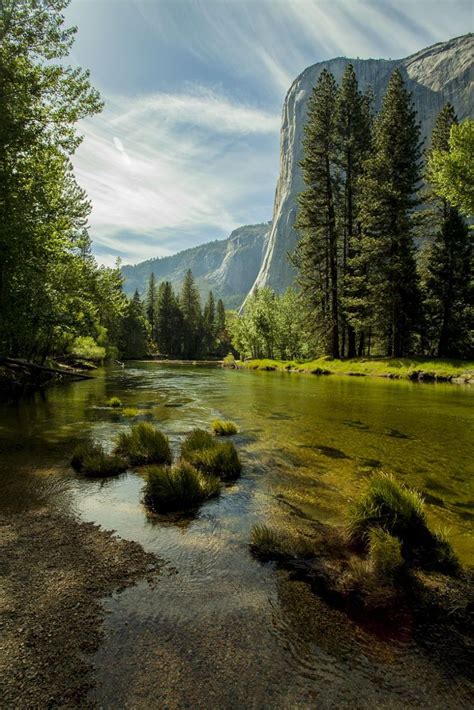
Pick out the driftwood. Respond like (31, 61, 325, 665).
(0, 356, 92, 396)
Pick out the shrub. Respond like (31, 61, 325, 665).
(211, 419, 238, 436)
(368, 528, 403, 579)
(71, 439, 127, 477)
(144, 461, 220, 512)
(347, 473, 426, 548)
(115, 422, 171, 466)
(107, 396, 122, 408)
(180, 428, 215, 458)
(222, 353, 236, 368)
(69, 335, 105, 363)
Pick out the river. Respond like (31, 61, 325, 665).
(1, 363, 472, 707)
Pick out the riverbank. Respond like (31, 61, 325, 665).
(0, 507, 160, 707)
(231, 356, 474, 383)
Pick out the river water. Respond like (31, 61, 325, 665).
(1, 363, 472, 707)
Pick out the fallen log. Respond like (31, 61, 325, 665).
(0, 356, 92, 391)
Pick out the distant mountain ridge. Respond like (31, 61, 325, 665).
(121, 222, 270, 309)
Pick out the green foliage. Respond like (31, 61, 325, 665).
(231, 287, 309, 360)
(119, 291, 150, 359)
(368, 528, 403, 578)
(107, 397, 122, 408)
(346, 473, 426, 547)
(145, 273, 159, 343)
(180, 269, 203, 358)
(69, 336, 105, 363)
(180, 429, 241, 480)
(156, 281, 183, 356)
(122, 407, 140, 418)
(143, 461, 220, 512)
(180, 428, 215, 457)
(428, 119, 474, 216)
(222, 353, 236, 367)
(211, 419, 238, 436)
(71, 440, 127, 477)
(115, 422, 172, 466)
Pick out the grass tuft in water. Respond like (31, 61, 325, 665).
(181, 429, 241, 480)
(106, 396, 122, 408)
(71, 439, 127, 477)
(368, 528, 403, 579)
(144, 461, 220, 512)
(346, 472, 426, 548)
(211, 419, 238, 436)
(115, 422, 172, 466)
(250, 524, 287, 559)
(122, 407, 140, 418)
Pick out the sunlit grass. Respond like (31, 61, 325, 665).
(180, 429, 241, 480)
(106, 396, 122, 408)
(122, 407, 140, 418)
(237, 356, 474, 381)
(115, 422, 172, 466)
(143, 461, 220, 512)
(211, 419, 238, 436)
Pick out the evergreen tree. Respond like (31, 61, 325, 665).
(423, 210, 472, 357)
(120, 291, 149, 359)
(145, 272, 158, 343)
(422, 105, 472, 357)
(180, 270, 202, 358)
(336, 68, 373, 356)
(203, 291, 216, 354)
(156, 281, 183, 356)
(216, 299, 226, 334)
(294, 69, 340, 357)
(357, 69, 422, 356)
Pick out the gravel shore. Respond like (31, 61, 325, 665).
(0, 508, 160, 708)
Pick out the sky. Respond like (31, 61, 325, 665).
(64, 0, 473, 266)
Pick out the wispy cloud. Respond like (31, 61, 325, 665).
(74, 87, 279, 265)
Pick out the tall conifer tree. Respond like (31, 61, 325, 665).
(358, 69, 422, 356)
(180, 270, 202, 358)
(145, 272, 158, 343)
(295, 69, 340, 357)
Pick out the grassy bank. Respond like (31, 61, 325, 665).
(234, 356, 474, 383)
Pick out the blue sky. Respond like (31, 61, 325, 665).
(65, 0, 473, 266)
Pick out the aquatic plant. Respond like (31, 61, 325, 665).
(190, 441, 242, 480)
(180, 428, 215, 457)
(144, 461, 220, 512)
(211, 419, 238, 436)
(249, 524, 287, 559)
(71, 439, 127, 477)
(122, 407, 140, 418)
(368, 528, 403, 579)
(107, 396, 122, 408)
(115, 422, 172, 466)
(346, 473, 426, 548)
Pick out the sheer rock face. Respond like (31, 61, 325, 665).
(250, 34, 474, 295)
(122, 223, 269, 309)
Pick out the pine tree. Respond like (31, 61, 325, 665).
(358, 69, 422, 357)
(120, 290, 149, 358)
(156, 281, 182, 356)
(422, 105, 472, 357)
(203, 290, 216, 354)
(335, 67, 373, 356)
(216, 299, 226, 334)
(180, 270, 202, 358)
(294, 69, 340, 357)
(145, 272, 158, 343)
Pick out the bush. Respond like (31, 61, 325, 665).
(115, 422, 172, 466)
(368, 528, 403, 579)
(211, 419, 238, 436)
(107, 397, 122, 408)
(222, 353, 236, 368)
(144, 461, 220, 512)
(69, 335, 106, 363)
(71, 439, 127, 477)
(347, 473, 426, 548)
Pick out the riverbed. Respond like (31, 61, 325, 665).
(1, 363, 472, 707)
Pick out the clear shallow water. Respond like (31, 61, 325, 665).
(0, 363, 473, 707)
